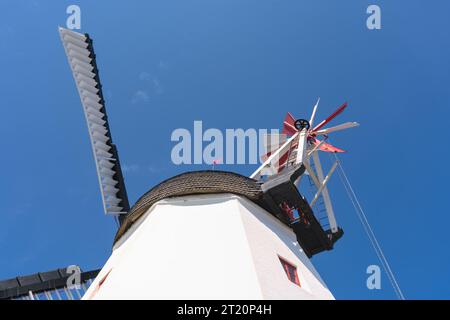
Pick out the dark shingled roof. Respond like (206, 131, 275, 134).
(114, 171, 266, 244)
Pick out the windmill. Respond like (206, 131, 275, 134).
(0, 27, 360, 300)
(56, 27, 361, 299)
(80, 98, 359, 299)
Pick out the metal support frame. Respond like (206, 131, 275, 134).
(310, 160, 338, 207)
(312, 151, 338, 232)
(307, 139, 325, 158)
(303, 160, 321, 189)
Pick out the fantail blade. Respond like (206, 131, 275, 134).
(314, 122, 359, 135)
(282, 112, 297, 135)
(311, 137, 346, 153)
(309, 97, 320, 127)
(312, 102, 348, 132)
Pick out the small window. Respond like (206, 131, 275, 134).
(279, 257, 300, 286)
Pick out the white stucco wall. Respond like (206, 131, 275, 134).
(83, 193, 333, 300)
(236, 197, 333, 299)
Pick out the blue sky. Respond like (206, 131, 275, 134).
(1, 1, 449, 299)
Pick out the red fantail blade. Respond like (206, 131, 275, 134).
(312, 102, 348, 132)
(311, 137, 346, 153)
(282, 112, 297, 136)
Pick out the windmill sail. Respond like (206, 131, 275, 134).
(59, 27, 129, 216)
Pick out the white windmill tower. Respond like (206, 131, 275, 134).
(59, 27, 359, 300)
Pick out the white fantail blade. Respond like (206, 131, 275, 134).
(59, 27, 130, 216)
(309, 97, 320, 127)
(314, 122, 360, 135)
